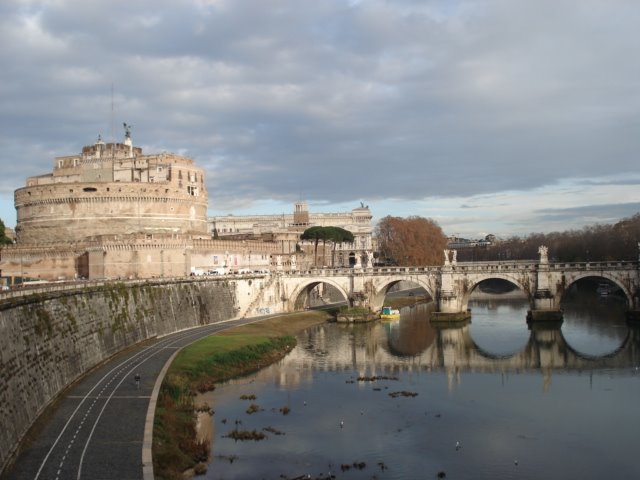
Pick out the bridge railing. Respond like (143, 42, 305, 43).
(297, 260, 639, 276)
(454, 261, 537, 272)
(548, 261, 638, 270)
(0, 271, 271, 302)
(298, 266, 442, 276)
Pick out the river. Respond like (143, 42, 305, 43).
(203, 283, 640, 480)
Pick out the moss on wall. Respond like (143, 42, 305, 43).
(0, 278, 240, 474)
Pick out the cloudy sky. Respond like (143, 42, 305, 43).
(2, 0, 640, 238)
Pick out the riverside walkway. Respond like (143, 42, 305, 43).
(2, 317, 261, 480)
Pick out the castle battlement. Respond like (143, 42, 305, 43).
(15, 136, 208, 244)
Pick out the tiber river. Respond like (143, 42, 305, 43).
(203, 280, 640, 480)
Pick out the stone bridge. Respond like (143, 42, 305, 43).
(268, 250, 640, 321)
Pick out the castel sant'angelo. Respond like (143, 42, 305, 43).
(0, 126, 373, 282)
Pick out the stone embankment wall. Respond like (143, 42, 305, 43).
(0, 278, 241, 473)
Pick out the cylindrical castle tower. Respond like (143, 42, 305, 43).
(14, 133, 209, 244)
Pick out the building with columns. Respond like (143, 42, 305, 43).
(209, 201, 375, 269)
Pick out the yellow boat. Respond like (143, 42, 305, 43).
(380, 306, 400, 320)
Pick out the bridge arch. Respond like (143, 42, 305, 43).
(369, 276, 437, 312)
(287, 278, 351, 311)
(559, 272, 635, 309)
(459, 274, 532, 312)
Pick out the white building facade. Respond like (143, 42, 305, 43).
(209, 202, 375, 269)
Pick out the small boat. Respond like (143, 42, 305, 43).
(380, 306, 400, 320)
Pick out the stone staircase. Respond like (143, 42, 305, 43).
(241, 274, 278, 318)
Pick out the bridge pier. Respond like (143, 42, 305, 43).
(433, 265, 471, 323)
(626, 310, 640, 324)
(527, 246, 563, 325)
(527, 309, 564, 327)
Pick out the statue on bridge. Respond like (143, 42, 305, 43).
(290, 254, 297, 272)
(443, 249, 450, 266)
(451, 249, 457, 265)
(538, 245, 548, 264)
(366, 250, 374, 268)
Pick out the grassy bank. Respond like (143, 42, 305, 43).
(152, 311, 331, 479)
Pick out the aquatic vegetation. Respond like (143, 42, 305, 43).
(355, 375, 399, 382)
(340, 461, 367, 471)
(246, 403, 263, 414)
(225, 429, 266, 441)
(263, 426, 286, 435)
(388, 391, 418, 398)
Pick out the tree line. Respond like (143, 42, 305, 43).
(456, 213, 640, 262)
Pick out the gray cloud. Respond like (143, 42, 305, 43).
(532, 202, 640, 225)
(1, 0, 640, 230)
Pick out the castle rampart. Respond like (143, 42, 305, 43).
(15, 138, 208, 244)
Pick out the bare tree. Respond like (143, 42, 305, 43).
(376, 216, 448, 266)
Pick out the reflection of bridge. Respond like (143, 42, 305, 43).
(283, 314, 640, 386)
(272, 253, 640, 321)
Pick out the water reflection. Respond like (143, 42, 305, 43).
(561, 283, 629, 355)
(291, 302, 639, 378)
(206, 294, 640, 480)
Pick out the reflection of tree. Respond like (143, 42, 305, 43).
(384, 303, 437, 356)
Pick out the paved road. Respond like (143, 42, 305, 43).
(3, 317, 262, 480)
